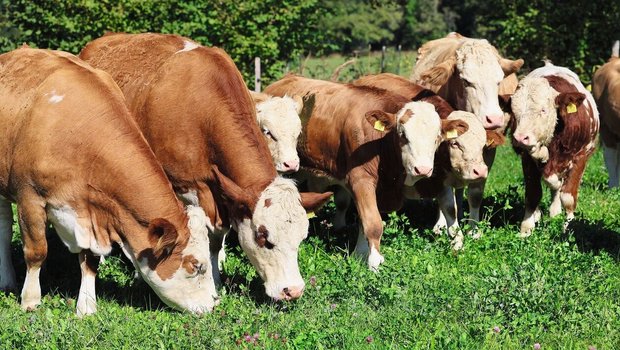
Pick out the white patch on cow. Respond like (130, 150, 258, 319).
(233, 177, 307, 301)
(561, 192, 576, 231)
(176, 189, 200, 206)
(544, 173, 562, 191)
(445, 111, 488, 181)
(76, 263, 97, 318)
(367, 246, 384, 272)
(20, 266, 41, 310)
(549, 190, 562, 218)
(256, 95, 302, 173)
(456, 40, 505, 128)
(175, 40, 200, 54)
(398, 101, 441, 181)
(121, 205, 218, 314)
(603, 144, 620, 188)
(47, 90, 64, 104)
(433, 207, 448, 234)
(519, 207, 541, 237)
(0, 198, 16, 291)
(47, 205, 111, 256)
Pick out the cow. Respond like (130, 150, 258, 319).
(593, 40, 620, 188)
(0, 47, 217, 316)
(265, 75, 469, 269)
(352, 73, 504, 249)
(249, 91, 303, 173)
(411, 32, 524, 234)
(80, 33, 332, 302)
(509, 62, 599, 236)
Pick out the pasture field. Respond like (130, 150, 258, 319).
(1, 145, 620, 349)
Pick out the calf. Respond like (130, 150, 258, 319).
(80, 33, 331, 301)
(250, 91, 303, 173)
(265, 75, 469, 269)
(510, 62, 599, 236)
(592, 41, 620, 187)
(411, 33, 523, 234)
(353, 73, 504, 248)
(0, 48, 217, 315)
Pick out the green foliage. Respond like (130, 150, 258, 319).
(399, 0, 451, 49)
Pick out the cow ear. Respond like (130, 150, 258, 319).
(300, 192, 333, 213)
(212, 165, 256, 215)
(420, 57, 456, 86)
(250, 90, 270, 105)
(485, 130, 506, 148)
(148, 218, 179, 259)
(441, 119, 469, 140)
(499, 58, 524, 76)
(365, 110, 396, 132)
(292, 95, 304, 114)
(555, 92, 585, 113)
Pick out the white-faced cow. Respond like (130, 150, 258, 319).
(411, 32, 523, 234)
(265, 75, 469, 269)
(510, 62, 599, 236)
(80, 33, 331, 301)
(353, 73, 504, 249)
(593, 41, 620, 187)
(0, 48, 218, 316)
(249, 91, 303, 173)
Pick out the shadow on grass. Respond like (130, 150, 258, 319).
(562, 219, 620, 261)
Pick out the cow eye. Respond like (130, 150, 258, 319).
(263, 128, 277, 141)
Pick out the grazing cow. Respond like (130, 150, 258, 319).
(593, 41, 620, 187)
(0, 48, 217, 315)
(80, 33, 331, 301)
(265, 75, 469, 269)
(411, 33, 524, 232)
(510, 62, 599, 236)
(353, 73, 504, 248)
(249, 91, 303, 173)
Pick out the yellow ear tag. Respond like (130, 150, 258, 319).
(446, 129, 458, 139)
(373, 120, 385, 132)
(307, 211, 316, 219)
(486, 138, 495, 147)
(566, 103, 577, 114)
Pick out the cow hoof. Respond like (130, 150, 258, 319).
(432, 225, 445, 235)
(76, 301, 97, 318)
(367, 249, 384, 272)
(451, 238, 464, 251)
(469, 231, 482, 240)
(21, 299, 41, 312)
(518, 228, 533, 238)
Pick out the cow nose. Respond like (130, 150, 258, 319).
(472, 165, 488, 179)
(282, 286, 304, 300)
(282, 160, 300, 172)
(413, 166, 433, 177)
(514, 133, 530, 146)
(484, 115, 503, 130)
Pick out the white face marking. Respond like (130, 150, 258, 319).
(121, 206, 218, 314)
(456, 40, 505, 128)
(47, 205, 111, 256)
(175, 40, 200, 54)
(256, 96, 302, 173)
(397, 101, 441, 182)
(176, 189, 200, 206)
(47, 90, 64, 104)
(233, 177, 307, 300)
(0, 198, 16, 290)
(445, 111, 487, 181)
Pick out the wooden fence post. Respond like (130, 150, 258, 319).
(396, 44, 402, 75)
(254, 56, 261, 92)
(380, 45, 386, 73)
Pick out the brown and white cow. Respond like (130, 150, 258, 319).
(593, 41, 620, 188)
(0, 48, 217, 315)
(510, 62, 599, 236)
(411, 33, 523, 233)
(352, 73, 504, 248)
(265, 75, 469, 269)
(250, 91, 303, 173)
(80, 33, 331, 301)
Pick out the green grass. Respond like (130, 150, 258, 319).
(2, 145, 620, 349)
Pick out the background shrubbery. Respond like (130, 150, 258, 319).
(1, 1, 619, 86)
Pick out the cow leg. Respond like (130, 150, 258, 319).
(209, 227, 228, 287)
(466, 180, 486, 239)
(560, 154, 589, 231)
(549, 189, 562, 218)
(519, 154, 543, 237)
(0, 198, 16, 291)
(439, 186, 465, 250)
(76, 250, 99, 317)
(433, 207, 447, 234)
(333, 187, 351, 231)
(350, 181, 384, 271)
(454, 188, 465, 220)
(18, 196, 47, 311)
(603, 144, 620, 188)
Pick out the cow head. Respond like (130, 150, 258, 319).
(253, 92, 303, 173)
(212, 167, 332, 301)
(421, 40, 523, 130)
(134, 206, 217, 314)
(444, 111, 502, 181)
(365, 101, 468, 185)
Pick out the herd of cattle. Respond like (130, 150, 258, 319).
(0, 31, 617, 317)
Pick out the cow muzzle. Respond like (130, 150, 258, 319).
(483, 114, 504, 130)
(513, 133, 535, 148)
